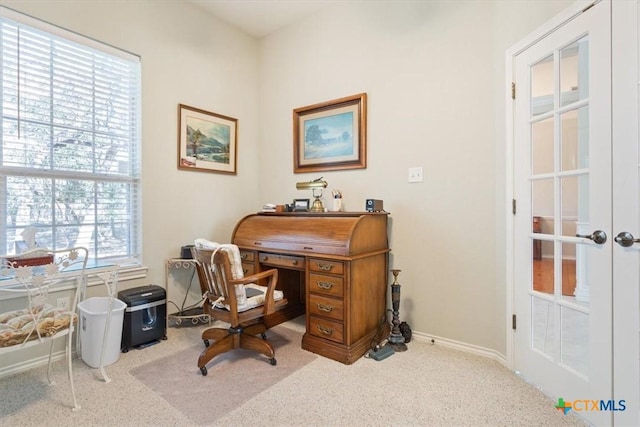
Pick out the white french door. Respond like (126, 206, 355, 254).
(612, 1, 640, 426)
(512, 2, 612, 426)
(511, 1, 640, 426)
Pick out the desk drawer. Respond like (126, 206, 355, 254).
(309, 273, 344, 298)
(309, 315, 344, 344)
(239, 250, 255, 262)
(241, 262, 255, 276)
(309, 259, 344, 275)
(258, 253, 304, 270)
(309, 294, 344, 321)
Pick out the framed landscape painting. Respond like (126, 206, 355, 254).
(178, 104, 237, 174)
(293, 93, 367, 173)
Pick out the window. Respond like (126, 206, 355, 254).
(0, 8, 141, 265)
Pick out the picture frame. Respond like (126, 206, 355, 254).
(178, 104, 237, 174)
(293, 93, 367, 173)
(293, 198, 310, 211)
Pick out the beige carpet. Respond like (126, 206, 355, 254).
(130, 324, 317, 425)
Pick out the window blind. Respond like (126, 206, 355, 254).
(0, 8, 141, 265)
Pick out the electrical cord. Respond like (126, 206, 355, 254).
(168, 267, 205, 316)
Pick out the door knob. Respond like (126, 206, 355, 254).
(576, 230, 607, 245)
(614, 231, 640, 247)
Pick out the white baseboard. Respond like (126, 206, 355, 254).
(412, 330, 508, 367)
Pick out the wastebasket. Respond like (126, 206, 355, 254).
(78, 297, 126, 368)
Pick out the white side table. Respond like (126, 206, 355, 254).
(165, 258, 209, 328)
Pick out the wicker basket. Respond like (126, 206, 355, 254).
(6, 254, 54, 267)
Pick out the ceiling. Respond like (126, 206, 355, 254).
(189, 0, 333, 38)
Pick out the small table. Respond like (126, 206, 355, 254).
(165, 258, 210, 328)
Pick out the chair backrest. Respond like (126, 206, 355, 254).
(192, 247, 240, 312)
(0, 247, 89, 348)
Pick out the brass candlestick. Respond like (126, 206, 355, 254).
(386, 269, 407, 352)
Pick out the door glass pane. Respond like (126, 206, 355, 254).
(561, 242, 577, 299)
(532, 178, 554, 231)
(531, 54, 553, 116)
(560, 36, 589, 108)
(532, 117, 554, 175)
(561, 106, 589, 171)
(533, 242, 554, 294)
(561, 175, 589, 237)
(561, 306, 589, 376)
(532, 295, 555, 357)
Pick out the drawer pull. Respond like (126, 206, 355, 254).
(292, 260, 298, 265)
(316, 281, 334, 290)
(243, 269, 249, 274)
(254, 242, 262, 246)
(262, 256, 269, 261)
(317, 324, 333, 335)
(240, 253, 247, 260)
(316, 303, 333, 313)
(316, 263, 333, 271)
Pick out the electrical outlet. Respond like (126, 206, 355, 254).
(408, 166, 423, 183)
(57, 297, 70, 309)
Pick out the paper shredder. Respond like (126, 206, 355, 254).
(118, 285, 167, 352)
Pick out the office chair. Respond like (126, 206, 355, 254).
(192, 245, 287, 376)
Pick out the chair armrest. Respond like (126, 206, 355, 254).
(230, 268, 279, 314)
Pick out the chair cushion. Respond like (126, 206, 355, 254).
(214, 283, 284, 313)
(0, 304, 77, 348)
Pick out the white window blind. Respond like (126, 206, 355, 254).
(0, 8, 141, 265)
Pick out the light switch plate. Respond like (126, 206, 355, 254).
(408, 166, 423, 183)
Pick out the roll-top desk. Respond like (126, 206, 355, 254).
(231, 211, 390, 364)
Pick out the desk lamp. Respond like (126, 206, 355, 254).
(296, 177, 328, 212)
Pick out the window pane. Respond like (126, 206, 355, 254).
(1, 11, 141, 264)
(560, 37, 588, 108)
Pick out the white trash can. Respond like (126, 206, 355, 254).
(78, 297, 126, 368)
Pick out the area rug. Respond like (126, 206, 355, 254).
(130, 325, 317, 425)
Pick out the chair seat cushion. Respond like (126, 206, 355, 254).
(215, 283, 284, 313)
(0, 304, 77, 348)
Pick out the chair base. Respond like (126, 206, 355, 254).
(198, 321, 276, 375)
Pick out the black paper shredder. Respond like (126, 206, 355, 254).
(118, 285, 167, 352)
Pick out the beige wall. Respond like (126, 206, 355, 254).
(1, 0, 573, 360)
(258, 0, 572, 355)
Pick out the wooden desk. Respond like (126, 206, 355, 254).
(232, 211, 390, 364)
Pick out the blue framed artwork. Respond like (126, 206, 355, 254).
(293, 93, 367, 173)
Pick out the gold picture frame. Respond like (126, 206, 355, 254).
(178, 104, 237, 174)
(293, 93, 367, 173)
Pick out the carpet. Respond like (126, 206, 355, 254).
(130, 324, 317, 425)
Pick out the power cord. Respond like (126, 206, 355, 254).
(168, 268, 205, 316)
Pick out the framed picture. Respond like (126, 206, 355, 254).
(293, 93, 367, 173)
(293, 198, 310, 211)
(178, 104, 237, 174)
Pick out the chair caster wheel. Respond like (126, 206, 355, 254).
(261, 333, 267, 340)
(122, 348, 129, 353)
(269, 358, 277, 366)
(200, 366, 207, 376)
(203, 339, 210, 347)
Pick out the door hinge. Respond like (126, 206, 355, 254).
(512, 199, 516, 215)
(511, 82, 516, 100)
(512, 314, 517, 330)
